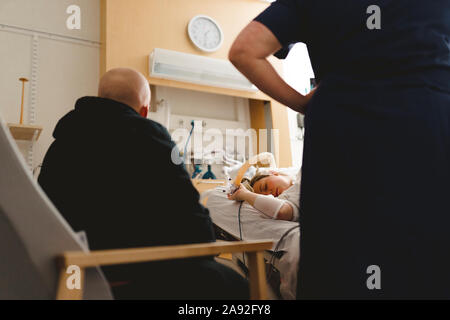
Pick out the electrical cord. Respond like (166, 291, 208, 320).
(183, 120, 195, 164)
(237, 201, 246, 278)
(266, 224, 300, 282)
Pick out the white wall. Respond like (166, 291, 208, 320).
(0, 0, 100, 41)
(149, 86, 252, 178)
(0, 0, 100, 175)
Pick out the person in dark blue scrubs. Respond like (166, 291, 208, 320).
(229, 0, 450, 298)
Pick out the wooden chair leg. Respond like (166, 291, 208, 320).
(246, 251, 268, 300)
(56, 265, 84, 300)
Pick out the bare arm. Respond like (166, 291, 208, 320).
(229, 21, 314, 114)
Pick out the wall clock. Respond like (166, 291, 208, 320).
(188, 15, 224, 53)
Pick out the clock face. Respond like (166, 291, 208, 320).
(188, 15, 223, 52)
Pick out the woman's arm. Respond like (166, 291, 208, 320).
(277, 203, 294, 221)
(229, 21, 314, 114)
(228, 186, 258, 205)
(228, 186, 294, 221)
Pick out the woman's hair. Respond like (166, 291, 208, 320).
(241, 173, 268, 192)
(240, 170, 290, 192)
(240, 177, 254, 192)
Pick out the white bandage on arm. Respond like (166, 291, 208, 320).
(253, 195, 286, 219)
(285, 200, 300, 222)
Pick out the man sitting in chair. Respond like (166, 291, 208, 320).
(38, 68, 248, 299)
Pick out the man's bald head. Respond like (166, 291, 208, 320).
(98, 68, 150, 113)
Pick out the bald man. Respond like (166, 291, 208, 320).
(97, 68, 150, 117)
(38, 68, 248, 299)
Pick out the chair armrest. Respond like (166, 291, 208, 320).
(59, 240, 273, 268)
(57, 240, 273, 300)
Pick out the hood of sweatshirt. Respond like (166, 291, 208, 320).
(52, 96, 140, 140)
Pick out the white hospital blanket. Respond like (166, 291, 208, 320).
(204, 189, 300, 300)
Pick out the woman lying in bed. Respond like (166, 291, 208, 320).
(228, 170, 301, 222)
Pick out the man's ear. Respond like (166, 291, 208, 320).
(139, 106, 149, 118)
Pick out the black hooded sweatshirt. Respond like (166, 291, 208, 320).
(38, 97, 216, 285)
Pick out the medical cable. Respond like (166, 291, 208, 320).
(266, 224, 300, 282)
(183, 120, 195, 164)
(237, 201, 247, 278)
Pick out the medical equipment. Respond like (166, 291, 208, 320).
(202, 164, 216, 180)
(191, 164, 202, 179)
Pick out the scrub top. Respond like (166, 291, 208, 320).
(255, 0, 450, 298)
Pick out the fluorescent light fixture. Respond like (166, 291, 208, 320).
(149, 48, 257, 92)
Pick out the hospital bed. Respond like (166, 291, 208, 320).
(193, 154, 300, 300)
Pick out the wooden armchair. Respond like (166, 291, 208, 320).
(57, 240, 273, 300)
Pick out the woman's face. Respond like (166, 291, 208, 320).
(253, 173, 291, 197)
